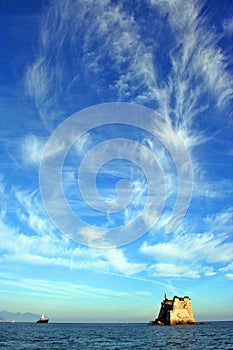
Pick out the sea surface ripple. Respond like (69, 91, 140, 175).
(0, 321, 232, 349)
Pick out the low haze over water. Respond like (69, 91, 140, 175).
(0, 322, 232, 349)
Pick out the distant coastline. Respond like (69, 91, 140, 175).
(0, 311, 39, 323)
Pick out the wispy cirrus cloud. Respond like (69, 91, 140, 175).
(4, 183, 232, 280)
(25, 0, 232, 136)
(222, 16, 233, 36)
(21, 135, 46, 166)
(225, 274, 233, 280)
(140, 207, 233, 278)
(151, 0, 233, 113)
(148, 262, 216, 279)
(192, 178, 233, 200)
(1, 276, 150, 300)
(0, 186, 145, 276)
(25, 0, 158, 129)
(141, 231, 233, 264)
(21, 0, 233, 275)
(219, 262, 233, 280)
(0, 215, 145, 276)
(24, 0, 233, 215)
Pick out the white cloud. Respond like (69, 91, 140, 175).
(193, 179, 233, 200)
(0, 187, 144, 276)
(79, 226, 108, 247)
(140, 207, 233, 278)
(103, 249, 146, 275)
(14, 188, 53, 236)
(23, 0, 233, 233)
(219, 262, 233, 280)
(149, 263, 200, 278)
(24, 0, 233, 149)
(222, 17, 233, 35)
(219, 262, 233, 272)
(21, 135, 46, 166)
(148, 260, 216, 279)
(0, 214, 144, 276)
(204, 207, 233, 233)
(19, 0, 233, 279)
(225, 273, 233, 280)
(25, 59, 52, 131)
(0, 274, 151, 303)
(141, 230, 233, 264)
(73, 133, 93, 156)
(147, 0, 233, 164)
(203, 266, 217, 277)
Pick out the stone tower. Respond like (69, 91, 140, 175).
(149, 294, 196, 326)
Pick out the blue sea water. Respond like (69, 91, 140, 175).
(0, 321, 232, 349)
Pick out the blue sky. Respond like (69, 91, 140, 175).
(0, 0, 233, 322)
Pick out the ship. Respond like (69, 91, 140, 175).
(36, 315, 49, 323)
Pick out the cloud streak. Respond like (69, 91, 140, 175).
(25, 0, 232, 138)
(0, 187, 145, 276)
(24, 0, 233, 211)
(140, 207, 233, 278)
(21, 135, 46, 166)
(7, 0, 233, 283)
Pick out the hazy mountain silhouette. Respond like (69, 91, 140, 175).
(0, 311, 40, 322)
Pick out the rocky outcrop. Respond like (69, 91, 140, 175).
(149, 293, 197, 326)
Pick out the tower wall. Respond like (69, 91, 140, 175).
(169, 296, 195, 325)
(150, 294, 197, 326)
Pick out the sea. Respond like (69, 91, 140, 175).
(0, 321, 232, 349)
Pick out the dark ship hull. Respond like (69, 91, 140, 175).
(36, 319, 49, 323)
(36, 315, 49, 323)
